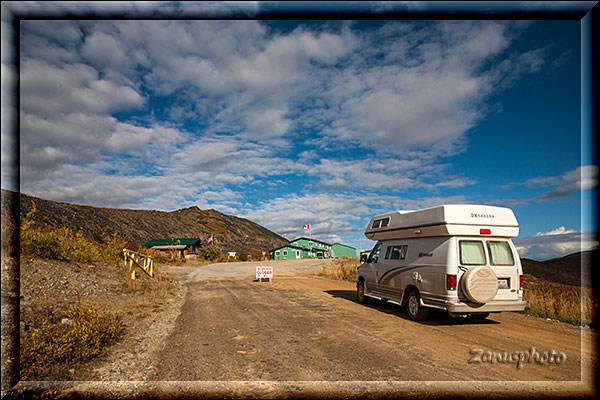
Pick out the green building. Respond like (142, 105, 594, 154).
(269, 245, 311, 260)
(330, 243, 357, 258)
(290, 237, 332, 258)
(269, 237, 356, 260)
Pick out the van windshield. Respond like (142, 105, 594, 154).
(487, 241, 515, 265)
(459, 240, 486, 265)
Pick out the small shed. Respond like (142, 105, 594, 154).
(143, 238, 202, 259)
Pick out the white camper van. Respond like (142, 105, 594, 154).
(357, 204, 526, 321)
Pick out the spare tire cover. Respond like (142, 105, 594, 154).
(461, 265, 498, 304)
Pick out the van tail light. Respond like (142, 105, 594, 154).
(447, 274, 457, 291)
(519, 275, 523, 288)
(480, 228, 491, 234)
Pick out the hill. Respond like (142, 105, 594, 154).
(1, 189, 288, 255)
(521, 250, 593, 288)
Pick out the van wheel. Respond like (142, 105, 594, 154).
(406, 289, 429, 321)
(357, 279, 370, 304)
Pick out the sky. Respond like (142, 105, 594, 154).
(1, 1, 598, 261)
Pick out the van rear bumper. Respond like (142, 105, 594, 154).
(445, 300, 526, 313)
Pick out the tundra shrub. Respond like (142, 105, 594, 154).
(199, 245, 222, 261)
(21, 301, 125, 380)
(102, 234, 128, 264)
(21, 228, 63, 260)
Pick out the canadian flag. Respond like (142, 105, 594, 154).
(302, 224, 310, 229)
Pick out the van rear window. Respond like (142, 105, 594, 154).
(459, 240, 486, 265)
(487, 241, 515, 265)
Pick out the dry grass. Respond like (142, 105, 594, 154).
(318, 257, 360, 281)
(522, 274, 596, 326)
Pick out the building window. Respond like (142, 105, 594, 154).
(283, 250, 288, 256)
(309, 242, 313, 246)
(275, 251, 280, 256)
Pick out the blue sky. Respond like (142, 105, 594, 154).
(1, 1, 598, 260)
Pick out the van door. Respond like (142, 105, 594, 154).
(376, 242, 408, 298)
(486, 240, 520, 301)
(363, 242, 382, 292)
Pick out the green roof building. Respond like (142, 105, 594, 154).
(143, 238, 203, 259)
(143, 238, 203, 248)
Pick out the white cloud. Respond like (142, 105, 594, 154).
(306, 158, 474, 192)
(533, 165, 597, 201)
(20, 58, 143, 116)
(499, 165, 598, 206)
(315, 21, 537, 155)
(535, 226, 575, 236)
(514, 229, 598, 260)
(244, 107, 292, 138)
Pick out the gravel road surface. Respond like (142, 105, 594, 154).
(51, 259, 596, 398)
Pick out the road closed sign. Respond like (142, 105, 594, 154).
(256, 265, 273, 280)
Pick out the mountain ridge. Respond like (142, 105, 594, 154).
(1, 189, 288, 255)
(521, 250, 592, 288)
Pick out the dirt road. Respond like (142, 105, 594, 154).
(153, 259, 592, 381)
(46, 259, 597, 398)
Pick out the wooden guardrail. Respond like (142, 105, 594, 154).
(123, 249, 154, 279)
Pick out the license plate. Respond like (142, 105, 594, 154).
(498, 278, 509, 289)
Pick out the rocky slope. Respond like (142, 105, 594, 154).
(1, 189, 288, 254)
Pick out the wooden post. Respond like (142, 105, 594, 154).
(130, 258, 136, 280)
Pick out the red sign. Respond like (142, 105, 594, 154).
(256, 265, 273, 279)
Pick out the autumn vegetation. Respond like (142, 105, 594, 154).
(20, 301, 125, 380)
(2, 201, 142, 380)
(521, 274, 595, 326)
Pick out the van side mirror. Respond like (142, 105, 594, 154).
(360, 254, 368, 263)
